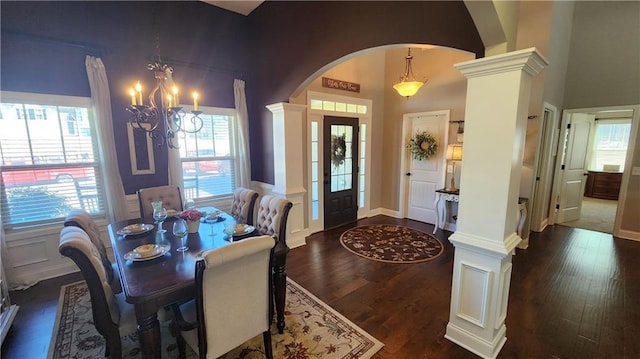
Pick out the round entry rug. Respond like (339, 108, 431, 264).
(340, 225, 444, 263)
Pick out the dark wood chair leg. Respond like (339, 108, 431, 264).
(169, 318, 187, 359)
(273, 260, 287, 334)
(263, 330, 274, 359)
(105, 330, 122, 359)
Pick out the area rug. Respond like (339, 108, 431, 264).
(340, 224, 444, 263)
(48, 279, 383, 359)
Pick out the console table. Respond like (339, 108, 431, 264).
(433, 189, 459, 234)
(433, 190, 529, 242)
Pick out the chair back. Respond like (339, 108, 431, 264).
(137, 185, 183, 219)
(255, 195, 293, 246)
(64, 209, 119, 291)
(59, 226, 121, 334)
(194, 235, 275, 358)
(230, 187, 259, 225)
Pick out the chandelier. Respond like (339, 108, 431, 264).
(392, 48, 425, 98)
(126, 56, 203, 149)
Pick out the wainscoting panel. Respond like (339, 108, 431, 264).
(495, 262, 512, 329)
(456, 261, 493, 328)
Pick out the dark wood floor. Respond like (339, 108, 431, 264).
(3, 215, 640, 358)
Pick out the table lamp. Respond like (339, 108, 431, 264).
(446, 144, 463, 191)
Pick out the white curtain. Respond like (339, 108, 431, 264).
(234, 79, 252, 188)
(85, 56, 128, 221)
(168, 146, 184, 194)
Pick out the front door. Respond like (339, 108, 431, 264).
(557, 112, 594, 223)
(323, 116, 359, 229)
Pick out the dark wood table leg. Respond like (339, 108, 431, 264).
(137, 310, 161, 359)
(273, 251, 287, 334)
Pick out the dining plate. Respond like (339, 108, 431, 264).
(124, 244, 170, 261)
(117, 223, 154, 236)
(232, 224, 255, 236)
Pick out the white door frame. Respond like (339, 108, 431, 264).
(306, 91, 372, 235)
(399, 110, 450, 219)
(548, 104, 639, 238)
(529, 102, 561, 232)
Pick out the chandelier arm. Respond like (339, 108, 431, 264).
(148, 129, 166, 148)
(179, 112, 205, 134)
(126, 57, 202, 148)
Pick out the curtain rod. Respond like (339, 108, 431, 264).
(2, 28, 106, 56)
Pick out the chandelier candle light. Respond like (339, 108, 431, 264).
(126, 57, 203, 148)
(393, 48, 425, 98)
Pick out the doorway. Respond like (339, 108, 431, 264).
(548, 106, 636, 235)
(323, 116, 359, 229)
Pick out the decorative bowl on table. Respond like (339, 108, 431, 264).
(117, 223, 154, 236)
(124, 244, 170, 261)
(232, 223, 255, 236)
(205, 211, 224, 222)
(133, 244, 157, 257)
(166, 209, 180, 218)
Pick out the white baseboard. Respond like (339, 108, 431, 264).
(616, 229, 640, 241)
(374, 207, 401, 218)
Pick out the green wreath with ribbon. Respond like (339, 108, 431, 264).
(331, 134, 346, 168)
(407, 131, 438, 160)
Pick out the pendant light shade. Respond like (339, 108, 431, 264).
(393, 48, 425, 98)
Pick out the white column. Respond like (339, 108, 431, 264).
(445, 48, 548, 359)
(266, 102, 308, 248)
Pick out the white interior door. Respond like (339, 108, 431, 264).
(403, 111, 449, 224)
(557, 113, 594, 223)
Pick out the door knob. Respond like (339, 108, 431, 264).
(406, 172, 411, 176)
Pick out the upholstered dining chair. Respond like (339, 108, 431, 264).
(58, 226, 170, 359)
(64, 209, 121, 294)
(230, 187, 259, 225)
(255, 195, 293, 334)
(171, 235, 275, 359)
(137, 185, 183, 219)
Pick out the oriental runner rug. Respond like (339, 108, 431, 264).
(340, 224, 444, 263)
(48, 279, 383, 359)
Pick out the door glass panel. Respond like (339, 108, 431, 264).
(311, 121, 319, 220)
(330, 124, 353, 193)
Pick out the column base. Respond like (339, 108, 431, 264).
(445, 322, 506, 359)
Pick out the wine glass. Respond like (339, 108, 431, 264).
(173, 219, 189, 252)
(223, 223, 235, 242)
(184, 198, 195, 210)
(205, 213, 218, 237)
(153, 207, 168, 233)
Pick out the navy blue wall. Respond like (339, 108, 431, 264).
(1, 1, 483, 191)
(1, 1, 250, 194)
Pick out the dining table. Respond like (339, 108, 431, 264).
(107, 207, 258, 358)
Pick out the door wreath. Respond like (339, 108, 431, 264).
(407, 131, 438, 160)
(331, 134, 346, 168)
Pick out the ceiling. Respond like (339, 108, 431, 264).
(201, 1, 264, 16)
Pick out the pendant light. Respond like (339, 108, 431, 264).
(393, 48, 425, 98)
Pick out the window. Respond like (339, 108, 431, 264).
(589, 119, 631, 172)
(0, 92, 105, 228)
(175, 107, 237, 200)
